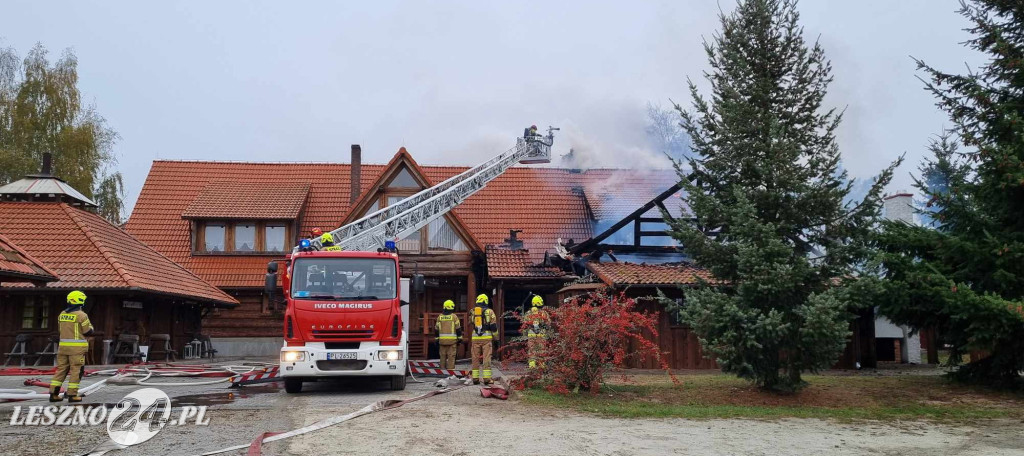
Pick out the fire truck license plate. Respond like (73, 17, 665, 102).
(327, 352, 357, 360)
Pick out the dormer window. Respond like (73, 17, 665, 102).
(183, 182, 310, 256)
(195, 221, 291, 254)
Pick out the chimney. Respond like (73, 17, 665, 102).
(350, 144, 362, 204)
(41, 152, 52, 176)
(883, 192, 915, 225)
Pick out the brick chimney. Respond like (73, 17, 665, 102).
(350, 144, 362, 204)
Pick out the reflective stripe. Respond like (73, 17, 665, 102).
(439, 334, 458, 340)
(68, 383, 79, 388)
(60, 339, 88, 347)
(50, 380, 62, 386)
(472, 335, 492, 340)
(483, 369, 492, 378)
(471, 369, 480, 378)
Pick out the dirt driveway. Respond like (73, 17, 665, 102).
(281, 386, 1024, 456)
(2, 368, 1023, 455)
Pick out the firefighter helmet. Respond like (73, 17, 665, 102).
(311, 228, 323, 237)
(67, 290, 87, 305)
(443, 299, 455, 310)
(476, 294, 489, 305)
(320, 232, 334, 245)
(531, 295, 544, 307)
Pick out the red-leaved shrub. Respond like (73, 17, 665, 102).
(502, 291, 675, 394)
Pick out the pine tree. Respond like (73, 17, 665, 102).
(876, 1, 1024, 386)
(668, 0, 899, 391)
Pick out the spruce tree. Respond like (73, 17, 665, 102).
(876, 1, 1024, 386)
(668, 0, 899, 391)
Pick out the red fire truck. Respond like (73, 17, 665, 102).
(267, 129, 556, 393)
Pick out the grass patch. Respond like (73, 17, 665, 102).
(519, 373, 1024, 422)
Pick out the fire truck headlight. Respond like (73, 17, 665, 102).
(281, 351, 305, 362)
(376, 350, 402, 361)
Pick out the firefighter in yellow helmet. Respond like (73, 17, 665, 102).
(320, 232, 342, 251)
(470, 293, 498, 385)
(49, 291, 94, 403)
(525, 295, 550, 369)
(435, 300, 462, 370)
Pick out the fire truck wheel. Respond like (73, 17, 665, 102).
(389, 374, 406, 391)
(284, 378, 303, 394)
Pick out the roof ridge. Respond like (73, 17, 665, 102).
(61, 204, 138, 289)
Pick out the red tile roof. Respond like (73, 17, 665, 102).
(0, 202, 237, 306)
(586, 261, 715, 287)
(0, 233, 58, 283)
(126, 152, 680, 288)
(485, 247, 565, 279)
(183, 182, 310, 220)
(343, 148, 484, 251)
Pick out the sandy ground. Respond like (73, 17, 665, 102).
(1, 363, 1022, 456)
(281, 387, 1024, 456)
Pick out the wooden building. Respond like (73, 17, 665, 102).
(125, 145, 682, 357)
(0, 171, 237, 363)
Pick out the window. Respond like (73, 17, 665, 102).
(291, 257, 397, 300)
(386, 196, 421, 251)
(365, 198, 380, 215)
(204, 223, 226, 252)
(388, 168, 418, 188)
(387, 195, 408, 207)
(265, 224, 286, 252)
(235, 223, 256, 251)
(196, 221, 291, 254)
(428, 218, 467, 251)
(21, 297, 50, 330)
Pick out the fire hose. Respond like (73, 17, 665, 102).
(0, 363, 275, 402)
(79, 384, 469, 456)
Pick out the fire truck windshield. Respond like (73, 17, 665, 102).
(291, 257, 397, 300)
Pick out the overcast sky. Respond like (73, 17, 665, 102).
(1, 1, 984, 213)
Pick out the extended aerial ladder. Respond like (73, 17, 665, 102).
(307, 127, 558, 252)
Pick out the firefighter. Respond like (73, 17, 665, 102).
(470, 294, 498, 385)
(435, 299, 462, 371)
(320, 232, 342, 251)
(528, 125, 539, 138)
(525, 295, 550, 369)
(49, 290, 94, 403)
